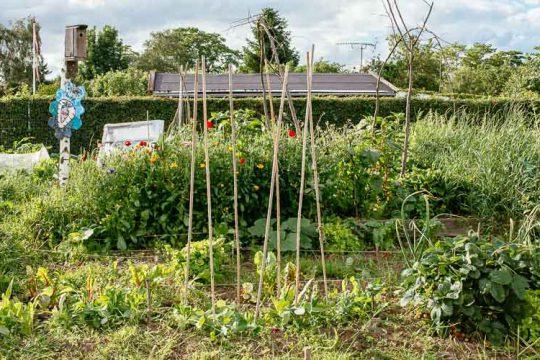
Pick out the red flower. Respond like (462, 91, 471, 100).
(139, 140, 147, 147)
(239, 158, 245, 166)
(271, 327, 281, 334)
(288, 129, 296, 138)
(124, 140, 132, 147)
(207, 121, 214, 129)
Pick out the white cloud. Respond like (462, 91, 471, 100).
(1, 0, 540, 78)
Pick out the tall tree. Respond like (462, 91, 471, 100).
(367, 36, 441, 91)
(79, 25, 133, 80)
(0, 16, 48, 94)
(241, 8, 299, 73)
(295, 58, 347, 73)
(136, 27, 240, 73)
(450, 43, 523, 96)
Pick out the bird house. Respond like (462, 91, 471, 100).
(64, 25, 88, 60)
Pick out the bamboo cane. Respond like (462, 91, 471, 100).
(265, 61, 276, 127)
(177, 65, 184, 131)
(183, 62, 199, 305)
(201, 57, 216, 318)
(228, 64, 241, 305)
(294, 52, 312, 303)
(306, 47, 328, 298)
(265, 61, 282, 294)
(255, 65, 290, 318)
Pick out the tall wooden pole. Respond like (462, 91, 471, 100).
(228, 64, 241, 304)
(294, 52, 312, 303)
(201, 57, 216, 317)
(255, 65, 289, 318)
(306, 46, 328, 298)
(177, 65, 184, 131)
(183, 62, 199, 305)
(265, 61, 282, 293)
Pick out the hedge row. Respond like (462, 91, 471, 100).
(1, 96, 539, 153)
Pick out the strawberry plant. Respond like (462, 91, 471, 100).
(400, 232, 536, 344)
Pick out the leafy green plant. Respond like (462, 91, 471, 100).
(521, 290, 540, 344)
(248, 217, 317, 252)
(324, 218, 365, 252)
(401, 232, 535, 344)
(0, 281, 34, 337)
(166, 238, 231, 283)
(172, 300, 259, 340)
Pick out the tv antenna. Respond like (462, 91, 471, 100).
(337, 42, 376, 70)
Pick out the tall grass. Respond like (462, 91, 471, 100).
(411, 108, 540, 219)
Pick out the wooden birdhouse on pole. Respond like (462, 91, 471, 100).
(48, 24, 87, 186)
(64, 25, 87, 79)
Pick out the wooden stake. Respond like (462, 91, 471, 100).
(177, 65, 184, 130)
(183, 62, 199, 305)
(303, 347, 312, 360)
(201, 56, 216, 317)
(145, 278, 151, 321)
(229, 64, 241, 305)
(255, 65, 290, 318)
(265, 61, 276, 127)
(306, 46, 328, 298)
(265, 61, 282, 294)
(294, 52, 312, 303)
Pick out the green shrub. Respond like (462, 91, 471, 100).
(521, 290, 540, 343)
(88, 69, 148, 97)
(324, 218, 365, 251)
(400, 233, 536, 344)
(166, 238, 231, 283)
(2, 94, 540, 153)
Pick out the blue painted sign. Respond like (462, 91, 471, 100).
(48, 80, 85, 139)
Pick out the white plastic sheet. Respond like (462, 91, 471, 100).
(98, 120, 165, 160)
(0, 147, 50, 172)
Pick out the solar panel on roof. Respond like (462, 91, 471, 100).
(148, 72, 398, 97)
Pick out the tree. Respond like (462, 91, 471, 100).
(450, 43, 522, 96)
(366, 36, 441, 91)
(295, 58, 346, 73)
(136, 27, 240, 73)
(503, 47, 540, 97)
(0, 16, 48, 94)
(79, 25, 133, 80)
(241, 8, 299, 73)
(88, 68, 147, 97)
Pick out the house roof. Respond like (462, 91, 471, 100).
(148, 71, 398, 97)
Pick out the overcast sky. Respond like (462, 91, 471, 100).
(2, 0, 540, 78)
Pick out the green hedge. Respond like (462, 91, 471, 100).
(1, 96, 540, 153)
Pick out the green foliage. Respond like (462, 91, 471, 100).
(248, 217, 318, 252)
(400, 232, 536, 345)
(241, 8, 299, 73)
(0, 281, 34, 337)
(166, 238, 231, 283)
(79, 25, 133, 80)
(295, 58, 347, 73)
(324, 218, 365, 252)
(3, 95, 540, 153)
(88, 68, 148, 97)
(521, 290, 540, 343)
(0, 16, 49, 94)
(172, 301, 258, 339)
(367, 37, 441, 91)
(136, 27, 240, 73)
(410, 110, 540, 219)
